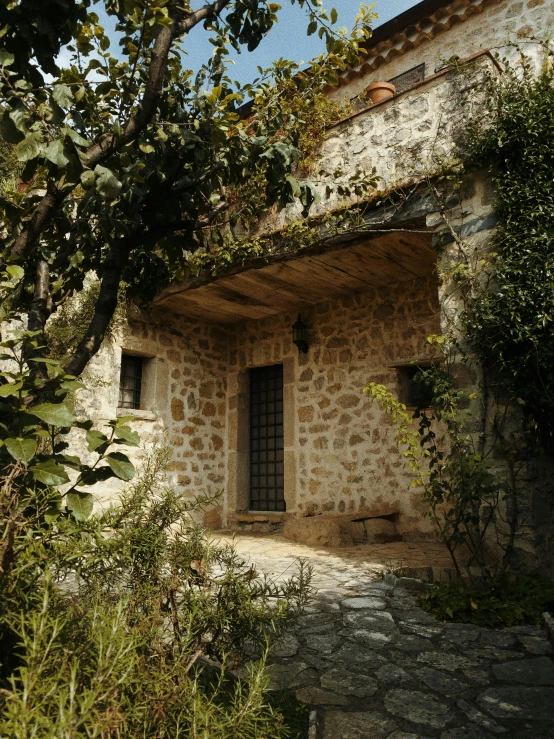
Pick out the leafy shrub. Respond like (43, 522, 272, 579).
(365, 342, 511, 587)
(419, 576, 554, 627)
(0, 306, 312, 737)
(464, 45, 554, 453)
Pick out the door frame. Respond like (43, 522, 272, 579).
(226, 357, 297, 522)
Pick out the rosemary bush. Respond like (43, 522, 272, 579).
(1, 446, 311, 737)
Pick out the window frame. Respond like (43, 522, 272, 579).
(395, 362, 436, 410)
(118, 354, 144, 410)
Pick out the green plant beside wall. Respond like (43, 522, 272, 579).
(419, 575, 554, 627)
(364, 337, 514, 586)
(0, 139, 20, 194)
(463, 45, 554, 454)
(0, 336, 312, 737)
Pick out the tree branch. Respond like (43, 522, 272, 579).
(85, 25, 175, 166)
(63, 238, 132, 377)
(25, 259, 53, 379)
(60, 207, 210, 377)
(175, 0, 232, 36)
(10, 182, 66, 261)
(8, 1, 233, 264)
(27, 260, 52, 335)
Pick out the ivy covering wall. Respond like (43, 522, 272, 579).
(464, 50, 554, 453)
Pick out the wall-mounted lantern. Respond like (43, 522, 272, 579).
(292, 314, 309, 354)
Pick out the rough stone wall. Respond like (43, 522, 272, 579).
(263, 53, 495, 231)
(260, 0, 552, 233)
(74, 308, 228, 512)
(226, 275, 441, 539)
(329, 0, 554, 104)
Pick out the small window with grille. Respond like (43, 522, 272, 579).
(388, 63, 425, 94)
(118, 355, 143, 409)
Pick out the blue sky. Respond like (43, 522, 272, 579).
(95, 1, 417, 85)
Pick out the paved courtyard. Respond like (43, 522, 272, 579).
(214, 533, 554, 739)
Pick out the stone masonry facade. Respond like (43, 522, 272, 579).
(225, 275, 441, 539)
(79, 274, 441, 540)
(329, 0, 554, 106)
(75, 310, 228, 510)
(73, 0, 554, 572)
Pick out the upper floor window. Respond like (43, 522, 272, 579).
(119, 355, 143, 409)
(388, 63, 425, 94)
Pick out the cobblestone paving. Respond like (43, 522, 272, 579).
(215, 533, 554, 739)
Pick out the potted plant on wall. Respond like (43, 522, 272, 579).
(365, 80, 396, 104)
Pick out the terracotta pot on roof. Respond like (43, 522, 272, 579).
(364, 80, 396, 104)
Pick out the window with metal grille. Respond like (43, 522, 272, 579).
(388, 63, 425, 94)
(119, 355, 143, 409)
(249, 364, 285, 512)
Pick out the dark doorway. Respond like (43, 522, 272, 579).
(249, 364, 285, 511)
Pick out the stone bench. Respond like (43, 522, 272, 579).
(283, 505, 400, 548)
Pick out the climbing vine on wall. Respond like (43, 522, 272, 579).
(462, 45, 554, 454)
(179, 189, 382, 281)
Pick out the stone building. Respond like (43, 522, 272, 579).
(79, 0, 554, 568)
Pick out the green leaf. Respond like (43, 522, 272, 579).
(86, 429, 109, 452)
(112, 415, 137, 426)
(0, 381, 22, 397)
(31, 459, 70, 486)
(94, 165, 122, 199)
(66, 491, 94, 521)
(5, 265, 24, 281)
(44, 139, 69, 167)
(15, 132, 43, 162)
(138, 142, 155, 154)
(0, 113, 24, 144)
(285, 174, 301, 197)
(62, 127, 90, 148)
(52, 84, 74, 108)
(79, 466, 113, 485)
(5, 437, 37, 464)
(28, 402, 75, 427)
(80, 170, 95, 189)
(43, 490, 62, 523)
(61, 454, 82, 470)
(0, 50, 15, 67)
(9, 106, 27, 133)
(86, 59, 103, 72)
(114, 425, 140, 446)
(44, 503, 61, 523)
(59, 379, 86, 392)
(105, 452, 135, 481)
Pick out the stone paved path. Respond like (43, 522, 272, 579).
(214, 533, 554, 739)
